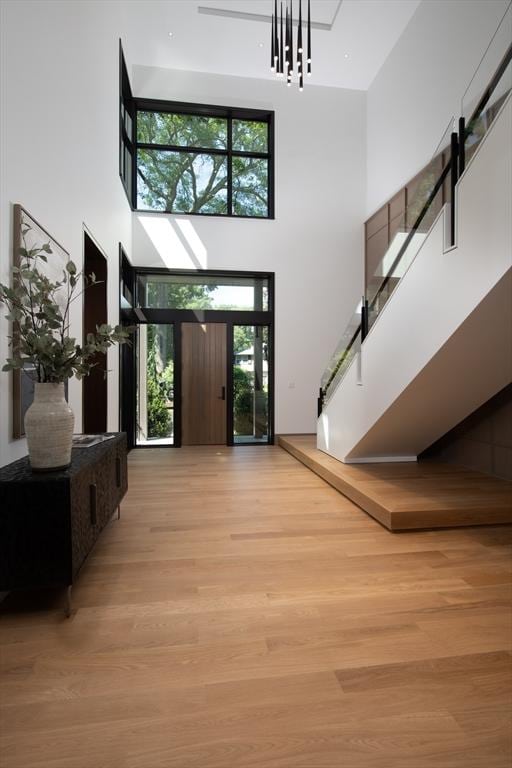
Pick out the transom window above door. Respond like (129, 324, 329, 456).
(136, 273, 270, 312)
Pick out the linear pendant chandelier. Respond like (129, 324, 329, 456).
(271, 0, 311, 91)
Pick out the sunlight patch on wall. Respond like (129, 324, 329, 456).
(137, 215, 208, 270)
(175, 219, 208, 269)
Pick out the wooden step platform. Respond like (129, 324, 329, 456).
(278, 434, 512, 531)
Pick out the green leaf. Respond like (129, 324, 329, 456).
(66, 261, 77, 275)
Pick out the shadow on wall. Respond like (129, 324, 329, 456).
(137, 215, 208, 269)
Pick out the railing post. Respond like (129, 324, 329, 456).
(450, 131, 459, 247)
(458, 116, 465, 176)
(317, 388, 324, 417)
(361, 296, 369, 341)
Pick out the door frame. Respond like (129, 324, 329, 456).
(119, 244, 135, 448)
(82, 224, 108, 434)
(120, 267, 275, 448)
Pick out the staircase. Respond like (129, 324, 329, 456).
(317, 41, 512, 466)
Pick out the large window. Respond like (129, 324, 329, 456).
(119, 43, 273, 218)
(119, 43, 135, 207)
(135, 102, 274, 219)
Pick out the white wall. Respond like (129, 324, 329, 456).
(131, 66, 366, 436)
(366, 0, 511, 216)
(0, 0, 133, 468)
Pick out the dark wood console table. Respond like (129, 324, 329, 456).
(0, 433, 127, 615)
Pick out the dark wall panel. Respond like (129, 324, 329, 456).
(421, 384, 512, 480)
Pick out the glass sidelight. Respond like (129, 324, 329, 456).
(232, 326, 270, 444)
(136, 324, 174, 446)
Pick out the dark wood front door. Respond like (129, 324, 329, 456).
(181, 323, 227, 445)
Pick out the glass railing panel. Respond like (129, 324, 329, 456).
(321, 301, 362, 400)
(462, 5, 512, 166)
(366, 146, 448, 331)
(321, 115, 453, 403)
(461, 4, 512, 123)
(464, 53, 511, 165)
(432, 116, 456, 159)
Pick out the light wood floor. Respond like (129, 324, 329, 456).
(279, 434, 512, 530)
(1, 445, 511, 768)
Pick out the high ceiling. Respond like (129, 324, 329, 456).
(123, 0, 421, 90)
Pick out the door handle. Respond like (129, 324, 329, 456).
(219, 386, 226, 401)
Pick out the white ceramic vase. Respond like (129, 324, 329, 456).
(25, 382, 74, 472)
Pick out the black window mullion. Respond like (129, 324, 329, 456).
(226, 321, 234, 446)
(122, 132, 133, 149)
(137, 142, 229, 157)
(230, 150, 269, 160)
(136, 97, 271, 122)
(173, 321, 182, 447)
(268, 114, 274, 218)
(227, 116, 233, 216)
(132, 109, 138, 208)
(119, 40, 135, 209)
(137, 142, 269, 160)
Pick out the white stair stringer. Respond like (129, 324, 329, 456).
(318, 94, 512, 463)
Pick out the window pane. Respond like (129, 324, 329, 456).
(124, 109, 133, 141)
(124, 145, 132, 188)
(233, 326, 269, 444)
(137, 111, 228, 149)
(137, 274, 269, 311)
(136, 324, 174, 446)
(232, 120, 268, 153)
(137, 149, 228, 214)
(232, 156, 268, 217)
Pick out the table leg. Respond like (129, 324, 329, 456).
(65, 585, 72, 618)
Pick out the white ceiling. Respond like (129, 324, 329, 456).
(123, 0, 421, 91)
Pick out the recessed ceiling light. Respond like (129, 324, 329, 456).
(344, 53, 349, 59)
(258, 42, 264, 48)
(168, 32, 173, 37)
